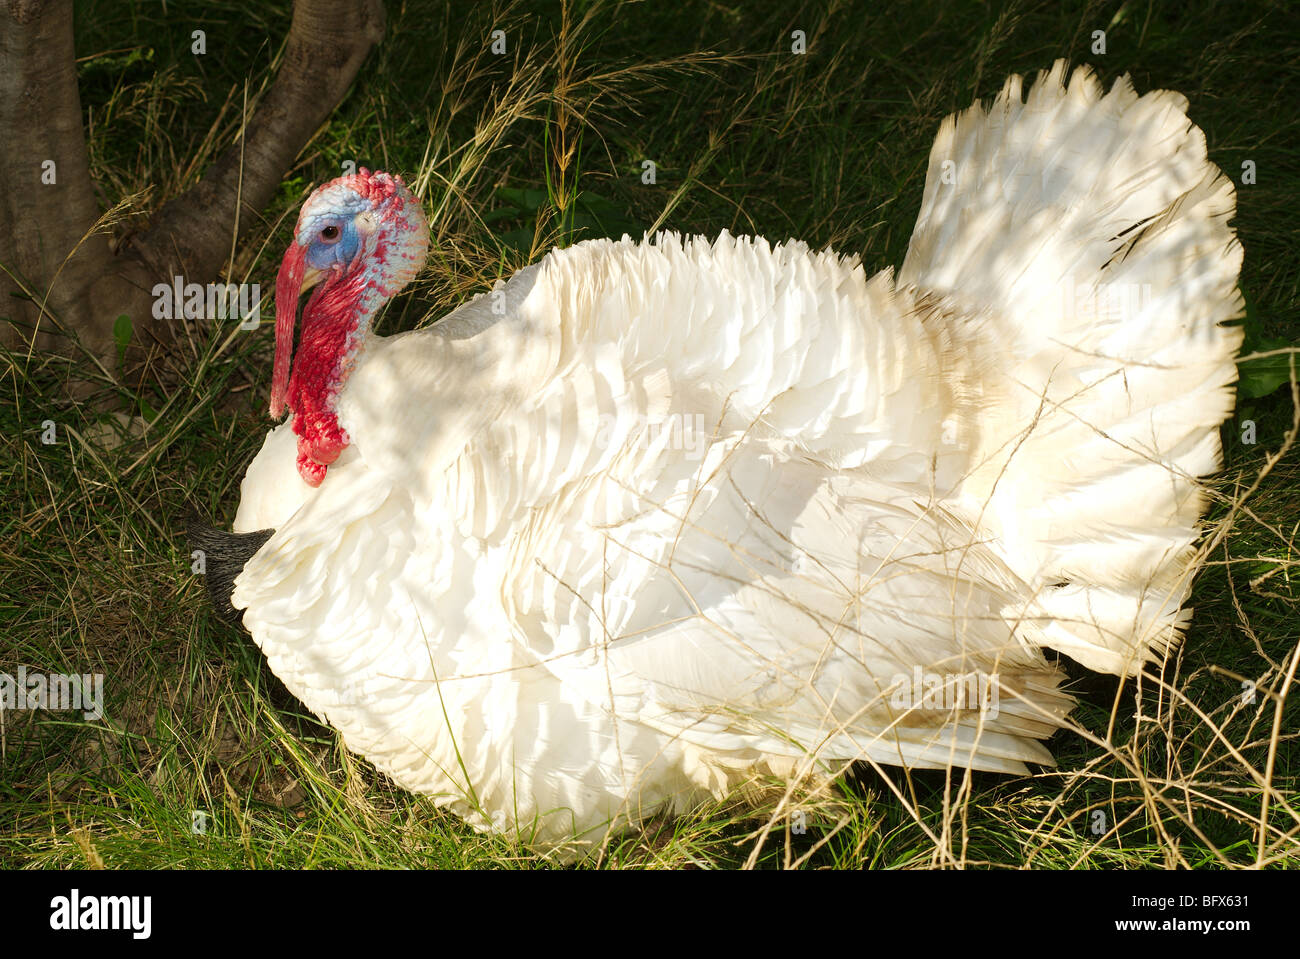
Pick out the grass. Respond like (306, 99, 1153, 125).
(2, 0, 1298, 869)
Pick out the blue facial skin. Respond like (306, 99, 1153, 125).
(304, 214, 363, 273)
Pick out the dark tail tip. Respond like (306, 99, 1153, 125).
(187, 519, 275, 626)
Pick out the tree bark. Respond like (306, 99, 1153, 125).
(0, 0, 139, 367)
(0, 0, 386, 389)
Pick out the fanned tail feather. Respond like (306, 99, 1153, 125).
(901, 60, 1243, 674)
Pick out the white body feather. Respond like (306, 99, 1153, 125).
(231, 62, 1243, 854)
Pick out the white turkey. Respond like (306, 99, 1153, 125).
(195, 61, 1243, 858)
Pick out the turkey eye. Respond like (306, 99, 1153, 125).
(320, 225, 341, 242)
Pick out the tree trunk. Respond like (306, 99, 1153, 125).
(0, 0, 386, 391)
(0, 0, 139, 370)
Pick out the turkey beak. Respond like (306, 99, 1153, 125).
(271, 244, 316, 419)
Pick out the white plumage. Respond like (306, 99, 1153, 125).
(228, 61, 1243, 856)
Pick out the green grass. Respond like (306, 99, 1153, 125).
(2, 0, 1298, 868)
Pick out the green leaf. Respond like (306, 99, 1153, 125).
(492, 186, 549, 213)
(1238, 345, 1297, 399)
(113, 314, 133, 365)
(1236, 290, 1297, 399)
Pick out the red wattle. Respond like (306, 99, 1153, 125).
(296, 450, 327, 488)
(272, 244, 308, 418)
(284, 271, 368, 486)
